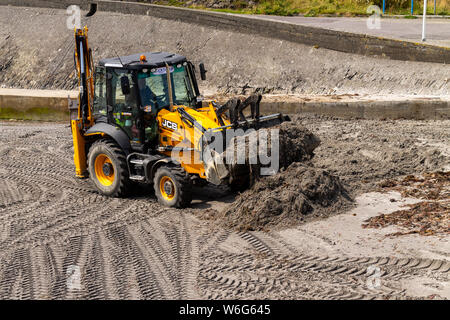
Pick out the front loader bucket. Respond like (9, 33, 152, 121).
(201, 112, 290, 185)
(205, 113, 290, 136)
(203, 148, 229, 185)
(244, 113, 291, 129)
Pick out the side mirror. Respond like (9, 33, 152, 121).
(120, 76, 130, 95)
(199, 63, 207, 81)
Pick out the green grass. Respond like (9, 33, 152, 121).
(150, 0, 450, 17)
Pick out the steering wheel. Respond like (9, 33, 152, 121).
(154, 94, 166, 102)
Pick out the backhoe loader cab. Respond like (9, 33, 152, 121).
(71, 27, 288, 208)
(92, 52, 202, 145)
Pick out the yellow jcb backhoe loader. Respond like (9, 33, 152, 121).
(71, 27, 289, 207)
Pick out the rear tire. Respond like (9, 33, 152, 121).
(153, 165, 192, 208)
(87, 139, 130, 197)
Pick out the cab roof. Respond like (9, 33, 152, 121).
(99, 52, 187, 69)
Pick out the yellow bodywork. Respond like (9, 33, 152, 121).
(71, 119, 87, 177)
(94, 153, 115, 186)
(71, 27, 95, 178)
(159, 175, 176, 200)
(157, 102, 230, 179)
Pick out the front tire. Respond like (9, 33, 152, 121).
(153, 165, 192, 208)
(88, 139, 130, 197)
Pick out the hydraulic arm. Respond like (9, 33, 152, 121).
(71, 27, 94, 177)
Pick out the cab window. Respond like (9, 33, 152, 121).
(137, 64, 195, 112)
(93, 66, 106, 117)
(108, 69, 139, 141)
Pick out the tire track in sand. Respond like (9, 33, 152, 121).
(0, 123, 200, 299)
(0, 122, 448, 299)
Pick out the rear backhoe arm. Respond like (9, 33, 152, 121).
(71, 27, 95, 177)
(74, 27, 94, 128)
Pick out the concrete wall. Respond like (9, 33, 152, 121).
(259, 100, 450, 120)
(3, 0, 450, 64)
(0, 89, 75, 121)
(1, 89, 447, 121)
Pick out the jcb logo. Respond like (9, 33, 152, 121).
(162, 119, 178, 131)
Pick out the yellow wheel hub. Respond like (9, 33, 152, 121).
(94, 154, 115, 186)
(160, 176, 175, 200)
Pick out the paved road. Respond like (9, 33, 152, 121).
(252, 15, 450, 48)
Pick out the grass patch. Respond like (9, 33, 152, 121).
(256, 0, 300, 16)
(150, 0, 450, 17)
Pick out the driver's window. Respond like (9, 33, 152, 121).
(93, 66, 106, 117)
(111, 69, 139, 141)
(113, 71, 136, 110)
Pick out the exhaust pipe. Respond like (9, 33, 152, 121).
(86, 3, 97, 17)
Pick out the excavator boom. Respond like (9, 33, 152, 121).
(71, 27, 94, 177)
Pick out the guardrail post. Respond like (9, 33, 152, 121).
(422, 0, 427, 41)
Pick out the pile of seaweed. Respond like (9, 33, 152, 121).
(206, 119, 353, 231)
